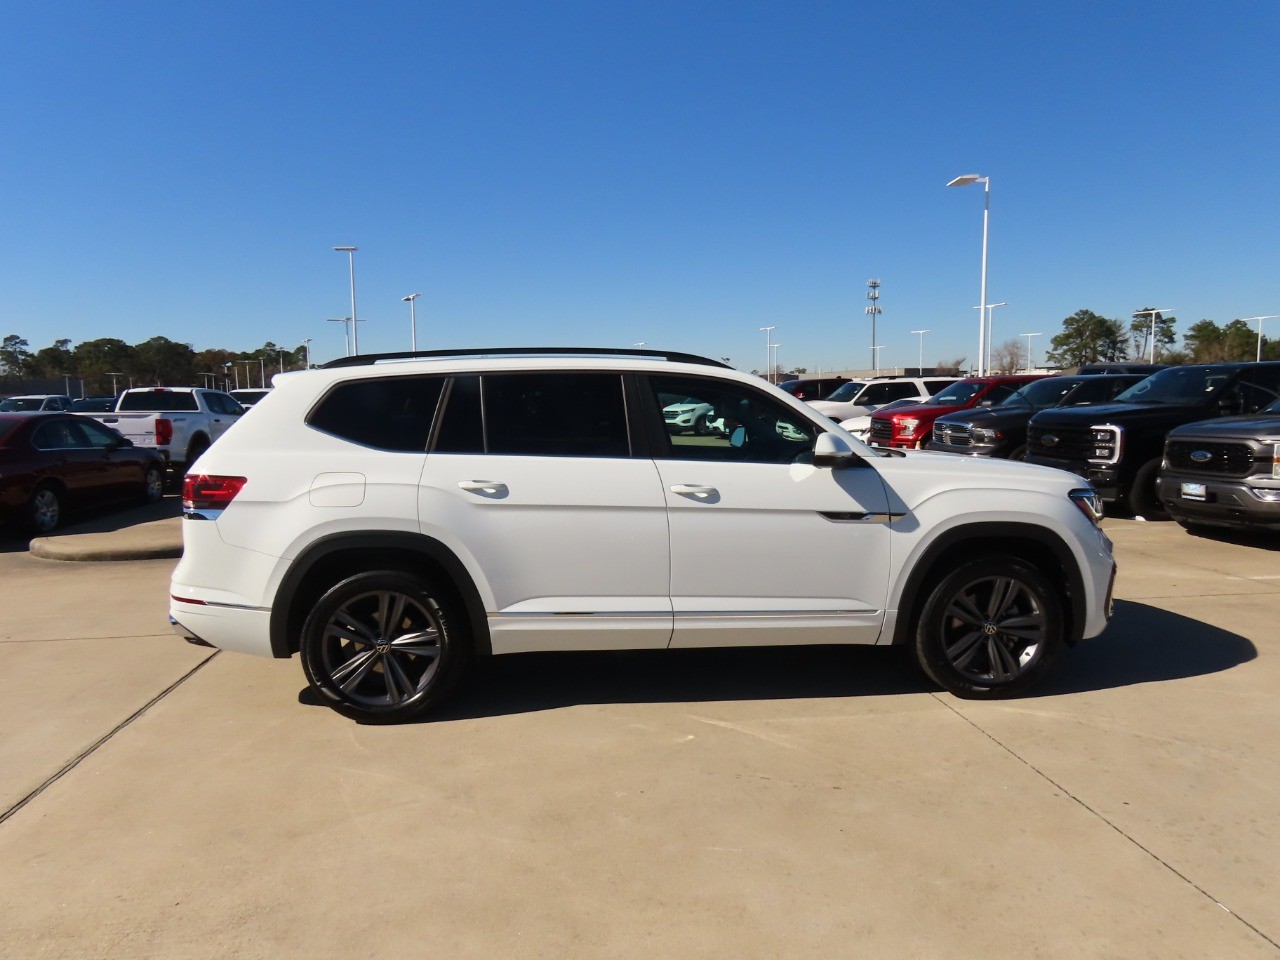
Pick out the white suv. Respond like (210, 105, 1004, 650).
(170, 348, 1116, 722)
(808, 376, 958, 422)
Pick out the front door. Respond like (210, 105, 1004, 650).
(643, 375, 892, 648)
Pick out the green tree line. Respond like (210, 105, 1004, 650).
(0, 335, 310, 394)
(1046, 309, 1280, 367)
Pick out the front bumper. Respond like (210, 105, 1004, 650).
(1157, 472, 1280, 528)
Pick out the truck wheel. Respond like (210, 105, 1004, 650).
(1128, 458, 1168, 520)
(913, 556, 1063, 698)
(186, 435, 209, 467)
(300, 570, 471, 723)
(1008, 445, 1027, 461)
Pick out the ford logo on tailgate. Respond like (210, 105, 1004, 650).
(1190, 450, 1212, 463)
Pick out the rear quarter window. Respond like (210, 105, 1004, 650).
(307, 376, 446, 451)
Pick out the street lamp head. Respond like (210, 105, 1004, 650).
(333, 246, 357, 252)
(947, 174, 986, 187)
(402, 293, 424, 302)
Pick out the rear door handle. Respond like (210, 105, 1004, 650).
(670, 484, 718, 499)
(458, 480, 508, 495)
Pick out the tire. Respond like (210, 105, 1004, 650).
(142, 464, 164, 503)
(185, 436, 210, 469)
(913, 556, 1064, 698)
(1008, 445, 1027, 462)
(300, 570, 471, 723)
(1127, 458, 1168, 520)
(28, 483, 63, 534)
(693, 413, 711, 436)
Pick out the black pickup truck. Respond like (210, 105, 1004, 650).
(929, 373, 1143, 460)
(1157, 403, 1280, 530)
(1025, 362, 1280, 518)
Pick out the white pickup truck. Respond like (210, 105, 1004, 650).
(83, 387, 245, 475)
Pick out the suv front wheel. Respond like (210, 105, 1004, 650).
(300, 570, 470, 722)
(913, 557, 1063, 698)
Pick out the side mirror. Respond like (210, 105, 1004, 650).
(813, 432, 856, 468)
(730, 426, 747, 448)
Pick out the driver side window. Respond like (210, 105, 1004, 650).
(647, 376, 818, 464)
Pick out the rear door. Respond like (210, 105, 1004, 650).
(418, 372, 672, 653)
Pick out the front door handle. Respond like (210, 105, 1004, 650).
(458, 480, 508, 495)
(670, 484, 718, 499)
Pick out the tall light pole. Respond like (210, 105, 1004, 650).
(1237, 315, 1280, 362)
(1020, 332, 1042, 372)
(910, 329, 930, 373)
(402, 293, 424, 351)
(1132, 307, 1173, 363)
(771, 343, 781, 379)
(759, 326, 777, 383)
(333, 246, 360, 355)
(633, 341, 646, 349)
(327, 317, 352, 357)
(865, 280, 882, 373)
(948, 174, 991, 376)
(278, 348, 286, 374)
(871, 344, 886, 371)
(259, 356, 266, 388)
(223, 362, 233, 391)
(301, 338, 312, 369)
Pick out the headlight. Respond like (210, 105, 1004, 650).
(971, 427, 1001, 442)
(1088, 425, 1123, 464)
(898, 418, 919, 438)
(1069, 488, 1104, 526)
(1273, 443, 1280, 479)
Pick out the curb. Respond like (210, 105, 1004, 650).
(29, 518, 184, 562)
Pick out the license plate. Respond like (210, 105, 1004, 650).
(1180, 482, 1207, 501)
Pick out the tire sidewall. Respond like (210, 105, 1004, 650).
(914, 556, 1064, 698)
(300, 570, 469, 722)
(1128, 457, 1167, 520)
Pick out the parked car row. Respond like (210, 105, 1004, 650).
(0, 385, 263, 535)
(825, 363, 1280, 534)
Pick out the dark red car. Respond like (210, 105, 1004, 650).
(0, 413, 166, 534)
(869, 375, 1048, 449)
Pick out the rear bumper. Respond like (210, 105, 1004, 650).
(168, 597, 275, 657)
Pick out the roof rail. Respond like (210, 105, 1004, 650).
(320, 346, 732, 370)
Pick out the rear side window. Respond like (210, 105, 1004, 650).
(118, 390, 199, 412)
(307, 376, 445, 451)
(1236, 366, 1280, 413)
(925, 379, 958, 394)
(433, 373, 631, 457)
(858, 382, 919, 405)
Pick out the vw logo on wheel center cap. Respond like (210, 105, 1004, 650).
(982, 622, 999, 636)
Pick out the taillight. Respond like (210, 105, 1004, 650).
(183, 475, 247, 511)
(156, 418, 173, 445)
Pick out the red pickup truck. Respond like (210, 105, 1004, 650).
(868, 375, 1047, 448)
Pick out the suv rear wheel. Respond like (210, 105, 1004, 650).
(913, 557, 1063, 698)
(300, 570, 470, 722)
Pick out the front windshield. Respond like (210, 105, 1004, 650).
(825, 381, 867, 402)
(0, 398, 45, 411)
(928, 381, 983, 405)
(1000, 378, 1080, 410)
(1115, 366, 1235, 405)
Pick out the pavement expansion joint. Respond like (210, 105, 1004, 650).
(931, 693, 1280, 952)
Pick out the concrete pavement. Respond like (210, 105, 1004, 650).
(1, 519, 1279, 958)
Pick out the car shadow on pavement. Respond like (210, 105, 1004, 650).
(299, 644, 935, 721)
(298, 599, 1257, 721)
(1031, 599, 1256, 697)
(1180, 524, 1280, 552)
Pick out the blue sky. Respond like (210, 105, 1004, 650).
(2, 1, 1278, 372)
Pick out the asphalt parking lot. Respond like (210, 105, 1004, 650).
(2, 517, 1279, 958)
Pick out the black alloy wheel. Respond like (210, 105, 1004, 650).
(300, 570, 470, 722)
(913, 557, 1063, 698)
